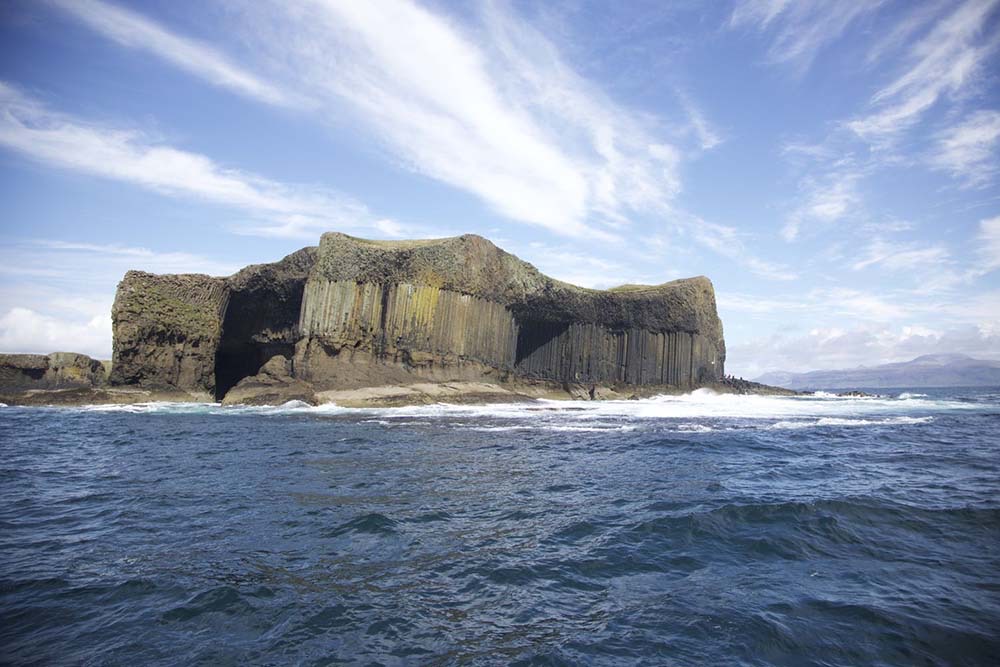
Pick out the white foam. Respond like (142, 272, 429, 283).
(898, 392, 929, 399)
(22, 390, 984, 435)
(678, 423, 714, 432)
(75, 401, 220, 414)
(768, 416, 934, 430)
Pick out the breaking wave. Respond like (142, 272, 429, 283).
(8, 388, 986, 436)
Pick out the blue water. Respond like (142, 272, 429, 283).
(1, 388, 998, 665)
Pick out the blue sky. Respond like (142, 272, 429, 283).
(0, 0, 998, 377)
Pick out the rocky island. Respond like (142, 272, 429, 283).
(0, 233, 762, 407)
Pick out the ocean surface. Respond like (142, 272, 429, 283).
(1, 388, 998, 666)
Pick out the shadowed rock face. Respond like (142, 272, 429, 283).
(108, 233, 726, 399)
(214, 247, 317, 398)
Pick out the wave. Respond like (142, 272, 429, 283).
(767, 416, 933, 430)
(5, 390, 987, 432)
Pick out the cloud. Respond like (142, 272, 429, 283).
(729, 0, 883, 70)
(782, 171, 861, 241)
(977, 215, 1000, 275)
(729, 323, 1000, 377)
(864, 0, 951, 65)
(675, 91, 723, 150)
(0, 306, 111, 358)
(48, 0, 296, 107)
(687, 216, 798, 280)
(0, 240, 244, 358)
(514, 243, 668, 289)
(846, 0, 1000, 144)
(930, 109, 1000, 186)
(849, 238, 950, 272)
(36, 0, 784, 277)
(0, 82, 379, 238)
(0, 240, 242, 279)
(217, 0, 702, 239)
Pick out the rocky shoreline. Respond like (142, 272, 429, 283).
(1, 352, 800, 408)
(1, 234, 808, 408)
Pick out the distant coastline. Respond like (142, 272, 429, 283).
(755, 354, 1000, 390)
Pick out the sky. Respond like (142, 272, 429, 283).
(0, 0, 998, 378)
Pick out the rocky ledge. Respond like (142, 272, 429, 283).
(1, 233, 749, 407)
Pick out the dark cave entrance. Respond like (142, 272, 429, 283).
(213, 289, 298, 400)
(514, 319, 570, 378)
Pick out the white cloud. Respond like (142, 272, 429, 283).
(688, 216, 798, 280)
(850, 238, 950, 272)
(48, 0, 296, 107)
(782, 171, 861, 241)
(15, 241, 242, 277)
(0, 306, 112, 359)
(516, 243, 664, 289)
(0, 240, 245, 358)
(729, 0, 884, 70)
(0, 82, 378, 239)
(676, 91, 723, 150)
(931, 109, 1000, 186)
(847, 0, 1000, 144)
(729, 323, 1000, 377)
(864, 0, 950, 65)
(816, 287, 908, 321)
(39, 0, 783, 276)
(220, 0, 700, 239)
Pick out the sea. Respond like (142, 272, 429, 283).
(1, 387, 998, 666)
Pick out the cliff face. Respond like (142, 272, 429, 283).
(110, 272, 229, 398)
(108, 233, 726, 401)
(294, 233, 724, 390)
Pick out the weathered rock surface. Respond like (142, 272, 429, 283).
(2, 232, 734, 406)
(296, 233, 726, 391)
(110, 271, 228, 399)
(0, 352, 108, 388)
(109, 247, 318, 400)
(220, 355, 317, 406)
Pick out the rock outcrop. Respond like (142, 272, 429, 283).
(109, 248, 316, 400)
(110, 271, 228, 399)
(0, 352, 108, 389)
(3, 233, 729, 406)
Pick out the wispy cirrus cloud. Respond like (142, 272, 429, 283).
(0, 82, 386, 239)
(687, 216, 798, 280)
(930, 109, 1000, 187)
(729, 0, 884, 70)
(51, 0, 710, 241)
(44, 0, 796, 280)
(48, 0, 297, 108)
(976, 215, 1000, 276)
(782, 170, 862, 241)
(849, 238, 950, 272)
(846, 0, 1000, 145)
(221, 0, 696, 239)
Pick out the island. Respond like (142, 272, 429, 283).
(0, 232, 785, 407)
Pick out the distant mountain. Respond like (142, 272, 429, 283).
(754, 354, 1000, 389)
